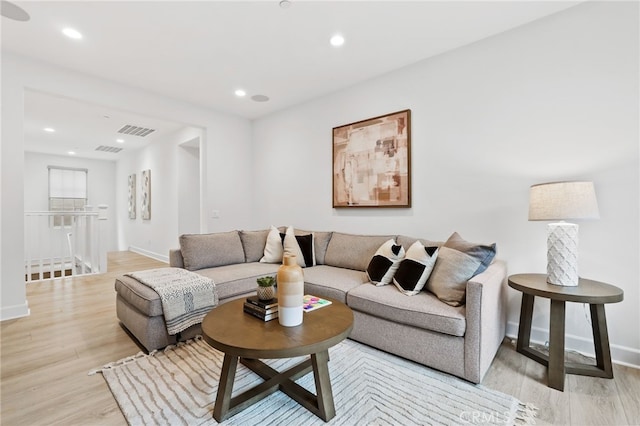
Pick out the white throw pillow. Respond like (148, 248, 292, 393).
(393, 241, 439, 296)
(283, 226, 316, 268)
(366, 239, 405, 286)
(259, 225, 284, 263)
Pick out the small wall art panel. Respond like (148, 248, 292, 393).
(128, 173, 136, 219)
(333, 109, 411, 207)
(141, 169, 151, 220)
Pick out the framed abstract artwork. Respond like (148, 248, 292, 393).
(141, 169, 151, 220)
(128, 173, 136, 219)
(332, 109, 411, 208)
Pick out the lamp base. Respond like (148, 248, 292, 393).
(547, 222, 579, 286)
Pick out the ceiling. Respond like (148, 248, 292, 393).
(23, 90, 188, 161)
(2, 0, 581, 160)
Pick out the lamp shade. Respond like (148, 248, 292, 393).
(528, 181, 599, 221)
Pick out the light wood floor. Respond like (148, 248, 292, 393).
(1, 251, 639, 425)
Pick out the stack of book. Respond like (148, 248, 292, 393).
(243, 296, 279, 321)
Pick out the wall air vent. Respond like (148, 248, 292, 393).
(95, 145, 123, 153)
(117, 124, 156, 137)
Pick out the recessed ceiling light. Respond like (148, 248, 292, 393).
(279, 0, 292, 9)
(235, 89, 246, 97)
(43, 127, 55, 133)
(330, 34, 345, 47)
(116, 139, 125, 144)
(62, 27, 83, 40)
(68, 151, 76, 156)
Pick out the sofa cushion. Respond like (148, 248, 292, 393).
(115, 263, 281, 317)
(284, 227, 315, 267)
(115, 275, 165, 317)
(260, 225, 285, 263)
(324, 232, 396, 271)
(179, 231, 245, 271)
(302, 265, 369, 304)
(240, 229, 269, 263)
(366, 239, 405, 286)
(296, 229, 333, 265)
(393, 241, 439, 295)
(347, 283, 466, 337)
(169, 248, 184, 268)
(426, 232, 497, 307)
(194, 263, 280, 300)
(396, 235, 442, 251)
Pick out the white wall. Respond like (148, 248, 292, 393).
(177, 143, 201, 236)
(251, 2, 639, 366)
(0, 53, 254, 320)
(1, 57, 28, 320)
(24, 152, 118, 252)
(116, 127, 202, 261)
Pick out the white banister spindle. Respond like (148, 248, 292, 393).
(97, 205, 108, 273)
(24, 208, 108, 282)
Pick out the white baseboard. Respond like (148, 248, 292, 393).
(128, 246, 169, 264)
(0, 301, 30, 321)
(506, 321, 640, 369)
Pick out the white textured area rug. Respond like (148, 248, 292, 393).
(90, 337, 536, 426)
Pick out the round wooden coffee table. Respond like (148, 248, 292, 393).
(202, 297, 353, 422)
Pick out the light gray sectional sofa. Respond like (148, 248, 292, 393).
(115, 228, 507, 384)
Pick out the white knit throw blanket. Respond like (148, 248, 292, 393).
(125, 268, 218, 335)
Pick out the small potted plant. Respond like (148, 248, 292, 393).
(256, 276, 276, 301)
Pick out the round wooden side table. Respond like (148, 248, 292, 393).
(508, 273, 623, 391)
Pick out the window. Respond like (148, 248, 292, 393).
(48, 166, 88, 227)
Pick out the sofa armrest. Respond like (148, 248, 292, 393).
(169, 248, 185, 268)
(463, 259, 507, 383)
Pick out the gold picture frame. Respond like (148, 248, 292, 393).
(332, 109, 411, 208)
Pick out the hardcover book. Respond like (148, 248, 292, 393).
(246, 296, 278, 310)
(243, 306, 279, 322)
(243, 302, 278, 316)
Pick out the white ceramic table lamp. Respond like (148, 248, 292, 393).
(528, 181, 599, 286)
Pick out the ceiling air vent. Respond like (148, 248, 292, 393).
(95, 145, 123, 153)
(118, 124, 156, 137)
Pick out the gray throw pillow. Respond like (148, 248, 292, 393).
(426, 232, 496, 306)
(179, 231, 245, 271)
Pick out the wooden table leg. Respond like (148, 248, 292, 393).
(516, 293, 535, 353)
(548, 299, 566, 391)
(590, 303, 614, 378)
(311, 349, 335, 422)
(213, 354, 238, 422)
